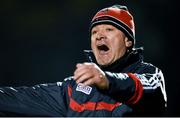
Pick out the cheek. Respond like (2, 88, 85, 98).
(112, 39, 123, 50)
(111, 39, 126, 55)
(91, 39, 96, 50)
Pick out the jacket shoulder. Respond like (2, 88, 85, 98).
(134, 61, 162, 74)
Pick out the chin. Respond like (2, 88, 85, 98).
(95, 55, 112, 66)
(97, 60, 111, 66)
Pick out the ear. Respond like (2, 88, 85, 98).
(125, 37, 132, 48)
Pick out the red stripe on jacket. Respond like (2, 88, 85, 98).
(127, 73, 143, 104)
(68, 85, 121, 112)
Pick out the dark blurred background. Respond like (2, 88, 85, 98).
(0, 0, 179, 116)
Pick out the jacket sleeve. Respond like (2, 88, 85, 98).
(105, 63, 167, 107)
(0, 79, 71, 116)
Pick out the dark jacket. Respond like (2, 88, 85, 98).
(0, 48, 167, 116)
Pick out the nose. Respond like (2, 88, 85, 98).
(96, 31, 105, 41)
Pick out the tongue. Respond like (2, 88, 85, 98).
(99, 50, 108, 55)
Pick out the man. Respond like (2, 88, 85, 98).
(0, 5, 167, 116)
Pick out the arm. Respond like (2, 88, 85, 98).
(0, 81, 69, 116)
(105, 64, 167, 116)
(105, 66, 167, 104)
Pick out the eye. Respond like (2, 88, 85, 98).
(91, 30, 97, 35)
(106, 28, 113, 31)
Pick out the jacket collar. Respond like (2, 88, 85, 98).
(83, 48, 144, 72)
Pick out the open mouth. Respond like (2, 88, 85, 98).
(97, 44, 109, 52)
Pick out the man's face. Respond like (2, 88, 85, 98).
(91, 24, 132, 66)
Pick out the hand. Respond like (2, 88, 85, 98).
(73, 62, 109, 90)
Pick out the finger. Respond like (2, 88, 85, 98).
(74, 64, 90, 80)
(76, 72, 94, 84)
(76, 63, 83, 68)
(74, 66, 89, 80)
(83, 78, 94, 86)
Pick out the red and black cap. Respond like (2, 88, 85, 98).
(90, 5, 135, 47)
